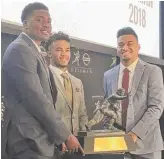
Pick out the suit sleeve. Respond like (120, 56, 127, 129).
(131, 66, 164, 139)
(78, 80, 88, 131)
(104, 72, 108, 98)
(3, 44, 71, 145)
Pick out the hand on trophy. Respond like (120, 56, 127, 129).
(61, 143, 67, 152)
(128, 132, 138, 143)
(65, 134, 85, 156)
(57, 142, 68, 156)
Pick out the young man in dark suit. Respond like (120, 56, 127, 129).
(2, 2, 84, 159)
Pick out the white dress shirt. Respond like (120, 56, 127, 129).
(118, 59, 139, 92)
(115, 59, 139, 126)
(49, 65, 69, 86)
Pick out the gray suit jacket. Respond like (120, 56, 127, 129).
(104, 59, 164, 154)
(50, 66, 88, 136)
(2, 33, 71, 159)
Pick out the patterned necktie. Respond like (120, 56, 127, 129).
(39, 47, 57, 107)
(122, 68, 129, 129)
(40, 46, 48, 65)
(61, 73, 73, 106)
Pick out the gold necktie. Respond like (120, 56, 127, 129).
(61, 73, 73, 106)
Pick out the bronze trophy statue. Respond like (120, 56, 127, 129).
(77, 88, 137, 155)
(86, 88, 127, 131)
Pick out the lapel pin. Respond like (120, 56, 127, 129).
(76, 88, 80, 92)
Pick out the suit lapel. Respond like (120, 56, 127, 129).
(111, 65, 120, 94)
(130, 59, 146, 96)
(35, 53, 53, 91)
(37, 53, 49, 76)
(20, 33, 51, 86)
(69, 75, 76, 112)
(50, 67, 72, 111)
(126, 59, 146, 131)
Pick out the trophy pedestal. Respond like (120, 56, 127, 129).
(75, 130, 136, 159)
(71, 153, 125, 159)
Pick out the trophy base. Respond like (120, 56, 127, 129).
(77, 130, 136, 155)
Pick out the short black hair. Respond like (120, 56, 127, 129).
(117, 27, 138, 41)
(45, 31, 71, 51)
(21, 2, 49, 23)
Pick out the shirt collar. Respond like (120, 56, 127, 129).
(50, 65, 68, 76)
(22, 32, 41, 52)
(120, 58, 139, 74)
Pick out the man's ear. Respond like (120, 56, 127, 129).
(23, 20, 28, 29)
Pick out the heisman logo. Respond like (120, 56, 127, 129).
(72, 50, 80, 66)
(72, 51, 91, 66)
(82, 53, 91, 66)
(109, 57, 117, 68)
(71, 49, 92, 74)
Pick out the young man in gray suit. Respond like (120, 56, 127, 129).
(2, 2, 84, 159)
(104, 27, 164, 159)
(46, 32, 88, 138)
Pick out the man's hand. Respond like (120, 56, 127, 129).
(65, 134, 85, 156)
(128, 132, 138, 143)
(61, 143, 67, 152)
